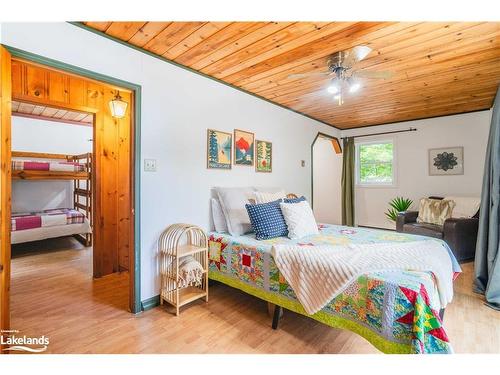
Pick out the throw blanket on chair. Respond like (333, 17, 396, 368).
(272, 240, 454, 315)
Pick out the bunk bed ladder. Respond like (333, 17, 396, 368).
(73, 152, 92, 247)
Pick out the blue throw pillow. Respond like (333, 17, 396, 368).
(245, 199, 288, 240)
(283, 196, 306, 203)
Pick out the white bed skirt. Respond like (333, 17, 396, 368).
(11, 219, 92, 244)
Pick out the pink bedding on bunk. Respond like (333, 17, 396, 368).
(11, 208, 85, 231)
(12, 160, 85, 172)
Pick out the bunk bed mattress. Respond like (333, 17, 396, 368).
(208, 224, 460, 354)
(12, 160, 85, 172)
(11, 208, 86, 231)
(11, 220, 91, 244)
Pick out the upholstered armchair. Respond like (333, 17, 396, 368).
(396, 198, 479, 262)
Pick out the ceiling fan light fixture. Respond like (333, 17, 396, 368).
(327, 77, 341, 94)
(327, 85, 339, 94)
(349, 82, 361, 93)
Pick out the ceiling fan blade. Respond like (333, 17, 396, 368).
(353, 70, 393, 79)
(352, 45, 372, 61)
(288, 71, 331, 79)
(341, 45, 372, 68)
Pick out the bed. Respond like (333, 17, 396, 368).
(12, 159, 86, 172)
(11, 208, 92, 244)
(11, 151, 91, 181)
(208, 223, 461, 354)
(11, 151, 93, 246)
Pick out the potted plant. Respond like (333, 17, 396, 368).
(385, 197, 413, 222)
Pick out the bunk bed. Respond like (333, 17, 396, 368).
(11, 151, 93, 246)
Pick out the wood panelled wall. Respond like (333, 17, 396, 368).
(10, 59, 133, 276)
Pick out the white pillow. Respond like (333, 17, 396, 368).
(211, 198, 228, 233)
(280, 200, 319, 239)
(254, 186, 284, 193)
(254, 190, 286, 204)
(444, 196, 481, 218)
(215, 187, 255, 236)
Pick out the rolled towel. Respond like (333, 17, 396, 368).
(177, 256, 204, 288)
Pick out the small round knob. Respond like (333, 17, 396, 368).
(34, 90, 40, 97)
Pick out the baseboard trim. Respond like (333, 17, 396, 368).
(141, 295, 160, 311)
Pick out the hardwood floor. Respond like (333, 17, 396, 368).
(10, 238, 500, 354)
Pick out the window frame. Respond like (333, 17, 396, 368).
(355, 138, 397, 188)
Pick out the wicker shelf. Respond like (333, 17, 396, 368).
(178, 286, 207, 307)
(176, 244, 206, 257)
(163, 269, 208, 281)
(158, 223, 208, 316)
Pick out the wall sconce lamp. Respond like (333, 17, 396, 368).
(109, 91, 128, 119)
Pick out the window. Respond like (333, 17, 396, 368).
(356, 140, 395, 186)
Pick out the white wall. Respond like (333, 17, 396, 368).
(340, 110, 491, 229)
(0, 22, 339, 301)
(11, 116, 92, 212)
(312, 137, 342, 224)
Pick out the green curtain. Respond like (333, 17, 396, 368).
(474, 86, 500, 310)
(341, 137, 355, 226)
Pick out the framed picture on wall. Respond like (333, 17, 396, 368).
(207, 129, 232, 169)
(233, 129, 254, 166)
(256, 140, 272, 173)
(428, 146, 464, 175)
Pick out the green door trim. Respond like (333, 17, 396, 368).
(310, 132, 341, 209)
(2, 44, 142, 314)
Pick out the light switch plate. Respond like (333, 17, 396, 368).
(144, 159, 157, 172)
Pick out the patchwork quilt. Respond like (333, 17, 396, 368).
(12, 160, 85, 172)
(11, 208, 85, 231)
(208, 224, 461, 354)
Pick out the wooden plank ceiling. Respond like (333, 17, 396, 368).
(12, 100, 93, 125)
(83, 22, 500, 129)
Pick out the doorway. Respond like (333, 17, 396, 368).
(311, 133, 343, 224)
(0, 46, 142, 339)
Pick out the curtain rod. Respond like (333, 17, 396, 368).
(340, 127, 417, 139)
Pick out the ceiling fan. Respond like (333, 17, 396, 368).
(288, 45, 393, 105)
